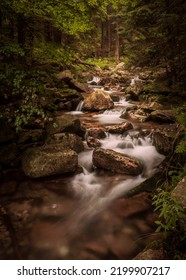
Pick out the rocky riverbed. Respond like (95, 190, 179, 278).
(0, 65, 184, 259)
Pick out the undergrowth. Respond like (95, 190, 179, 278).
(152, 104, 186, 259)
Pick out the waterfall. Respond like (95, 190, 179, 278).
(75, 100, 84, 111)
(87, 76, 100, 84)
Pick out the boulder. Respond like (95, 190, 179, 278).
(18, 129, 46, 145)
(43, 88, 83, 111)
(125, 89, 139, 101)
(152, 132, 172, 155)
(46, 132, 84, 153)
(134, 248, 166, 260)
(83, 90, 114, 111)
(171, 177, 186, 209)
(150, 110, 175, 123)
(93, 148, 143, 175)
(105, 121, 133, 134)
(122, 107, 150, 122)
(86, 136, 101, 148)
(22, 145, 78, 178)
(87, 127, 107, 139)
(46, 115, 84, 137)
(55, 70, 89, 92)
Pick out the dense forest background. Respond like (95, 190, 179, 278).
(0, 0, 186, 130)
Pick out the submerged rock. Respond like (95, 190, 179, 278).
(93, 148, 143, 175)
(22, 145, 78, 178)
(83, 90, 114, 111)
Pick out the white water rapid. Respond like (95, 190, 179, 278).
(68, 86, 165, 226)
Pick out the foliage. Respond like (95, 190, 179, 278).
(152, 103, 186, 259)
(33, 42, 74, 65)
(85, 57, 115, 68)
(0, 65, 46, 131)
(152, 190, 186, 233)
(152, 189, 186, 259)
(168, 105, 186, 187)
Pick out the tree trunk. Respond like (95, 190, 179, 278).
(107, 17, 111, 56)
(114, 17, 120, 64)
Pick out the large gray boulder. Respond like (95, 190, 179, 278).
(83, 90, 114, 111)
(22, 144, 78, 178)
(93, 148, 143, 175)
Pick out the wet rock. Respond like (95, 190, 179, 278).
(22, 145, 78, 178)
(141, 101, 163, 111)
(87, 127, 107, 139)
(93, 148, 143, 175)
(105, 121, 133, 134)
(110, 95, 120, 102)
(114, 62, 125, 71)
(123, 107, 151, 122)
(125, 78, 144, 101)
(44, 88, 83, 111)
(83, 90, 114, 111)
(18, 129, 46, 145)
(125, 89, 139, 101)
(112, 192, 151, 218)
(46, 115, 84, 137)
(46, 132, 84, 153)
(152, 132, 172, 155)
(86, 136, 101, 148)
(0, 119, 16, 144)
(171, 176, 186, 209)
(0, 143, 18, 166)
(55, 70, 88, 92)
(134, 248, 166, 260)
(126, 171, 164, 197)
(150, 110, 175, 123)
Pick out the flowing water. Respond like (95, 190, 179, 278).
(1, 77, 166, 260)
(60, 84, 165, 244)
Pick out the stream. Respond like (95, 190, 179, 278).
(0, 79, 166, 260)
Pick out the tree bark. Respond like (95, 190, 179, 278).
(114, 17, 120, 64)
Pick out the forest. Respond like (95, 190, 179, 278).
(0, 0, 186, 260)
